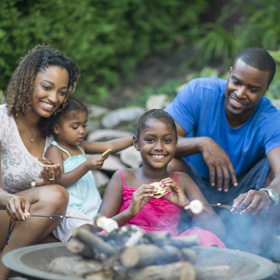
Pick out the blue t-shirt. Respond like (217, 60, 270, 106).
(165, 77, 280, 179)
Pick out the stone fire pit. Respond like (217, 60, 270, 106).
(3, 242, 277, 280)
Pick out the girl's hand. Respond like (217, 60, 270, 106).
(36, 163, 61, 186)
(87, 157, 104, 170)
(127, 184, 155, 216)
(6, 195, 31, 221)
(161, 177, 189, 207)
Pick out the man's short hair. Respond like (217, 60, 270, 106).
(233, 47, 276, 86)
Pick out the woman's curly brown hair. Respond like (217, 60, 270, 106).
(5, 44, 80, 119)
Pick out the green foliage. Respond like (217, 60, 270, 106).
(130, 57, 280, 109)
(0, 0, 209, 104)
(0, 90, 4, 104)
(187, 0, 280, 66)
(130, 66, 220, 107)
(129, 79, 183, 107)
(184, 0, 280, 100)
(266, 50, 280, 100)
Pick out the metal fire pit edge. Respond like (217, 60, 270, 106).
(3, 242, 278, 280)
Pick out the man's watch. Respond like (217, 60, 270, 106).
(259, 188, 279, 206)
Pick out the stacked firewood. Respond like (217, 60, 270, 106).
(48, 225, 232, 280)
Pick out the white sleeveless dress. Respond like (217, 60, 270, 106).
(0, 104, 91, 242)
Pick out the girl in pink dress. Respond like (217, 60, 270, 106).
(98, 109, 226, 247)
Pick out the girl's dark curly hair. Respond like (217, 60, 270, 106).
(5, 44, 80, 119)
(42, 97, 88, 138)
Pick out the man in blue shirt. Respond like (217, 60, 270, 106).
(165, 47, 280, 258)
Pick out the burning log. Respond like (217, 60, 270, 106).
(181, 247, 197, 264)
(72, 228, 117, 259)
(100, 225, 145, 250)
(67, 237, 93, 259)
(125, 261, 195, 280)
(195, 265, 232, 280)
(47, 256, 112, 279)
(57, 226, 203, 279)
(86, 271, 113, 280)
(159, 245, 182, 263)
(169, 235, 200, 248)
(120, 244, 162, 268)
(143, 231, 171, 245)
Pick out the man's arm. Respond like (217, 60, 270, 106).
(174, 122, 237, 191)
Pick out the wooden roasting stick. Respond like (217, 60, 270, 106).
(24, 213, 92, 222)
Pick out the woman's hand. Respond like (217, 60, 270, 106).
(6, 195, 31, 221)
(36, 163, 61, 186)
(127, 184, 155, 216)
(161, 177, 189, 207)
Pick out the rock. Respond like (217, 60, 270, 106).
(101, 107, 145, 129)
(146, 94, 171, 110)
(88, 105, 110, 118)
(86, 105, 110, 134)
(87, 129, 133, 142)
(120, 146, 142, 168)
(92, 170, 110, 189)
(272, 100, 280, 109)
(86, 120, 99, 135)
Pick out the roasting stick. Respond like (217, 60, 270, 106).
(184, 200, 237, 214)
(209, 203, 236, 210)
(25, 213, 118, 232)
(24, 213, 93, 222)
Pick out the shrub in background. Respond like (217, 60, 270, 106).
(0, 0, 209, 104)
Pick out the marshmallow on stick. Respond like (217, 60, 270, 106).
(184, 200, 204, 214)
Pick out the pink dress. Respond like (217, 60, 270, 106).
(118, 169, 226, 248)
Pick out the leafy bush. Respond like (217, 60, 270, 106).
(130, 66, 221, 108)
(0, 0, 209, 104)
(184, 0, 280, 100)
(266, 50, 280, 100)
(187, 0, 280, 66)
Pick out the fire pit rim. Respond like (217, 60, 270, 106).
(3, 243, 79, 280)
(3, 242, 278, 280)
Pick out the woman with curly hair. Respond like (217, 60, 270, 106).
(0, 45, 82, 279)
